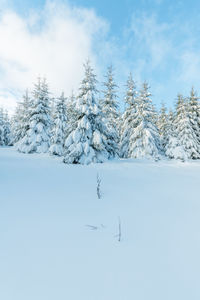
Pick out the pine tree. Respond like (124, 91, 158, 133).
(0, 108, 11, 146)
(65, 91, 78, 140)
(13, 89, 31, 146)
(63, 61, 115, 164)
(101, 65, 119, 155)
(49, 92, 67, 156)
(0, 108, 5, 146)
(11, 104, 22, 145)
(3, 110, 11, 146)
(171, 94, 200, 159)
(120, 73, 137, 158)
(165, 106, 186, 161)
(188, 87, 200, 144)
(157, 103, 169, 151)
(165, 135, 187, 161)
(168, 109, 175, 137)
(17, 78, 52, 153)
(128, 82, 161, 159)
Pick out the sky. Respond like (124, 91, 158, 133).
(1, 0, 200, 113)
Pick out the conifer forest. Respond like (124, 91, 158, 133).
(1, 61, 200, 164)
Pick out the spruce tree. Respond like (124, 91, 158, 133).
(101, 65, 119, 155)
(168, 109, 175, 137)
(188, 87, 200, 144)
(157, 103, 169, 151)
(0, 108, 5, 146)
(11, 104, 22, 145)
(165, 106, 187, 161)
(120, 73, 137, 158)
(49, 92, 67, 156)
(0, 108, 11, 146)
(17, 78, 52, 153)
(63, 61, 115, 164)
(65, 91, 78, 140)
(165, 135, 187, 161)
(3, 110, 11, 146)
(128, 82, 161, 159)
(13, 89, 31, 146)
(173, 94, 200, 159)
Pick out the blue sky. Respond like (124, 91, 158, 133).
(1, 0, 200, 111)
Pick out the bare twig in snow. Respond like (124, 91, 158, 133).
(97, 173, 101, 199)
(114, 217, 122, 242)
(85, 224, 106, 231)
(85, 224, 98, 230)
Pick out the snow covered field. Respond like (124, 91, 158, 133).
(1, 147, 200, 300)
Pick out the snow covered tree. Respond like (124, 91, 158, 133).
(17, 77, 52, 153)
(11, 105, 22, 145)
(49, 92, 67, 156)
(157, 103, 169, 150)
(128, 82, 162, 159)
(0, 108, 11, 146)
(152, 103, 159, 126)
(101, 65, 119, 155)
(13, 89, 31, 146)
(188, 87, 200, 144)
(168, 94, 200, 160)
(165, 105, 186, 161)
(168, 109, 175, 137)
(0, 108, 5, 146)
(63, 61, 115, 164)
(120, 73, 137, 158)
(65, 91, 78, 140)
(165, 136, 187, 161)
(3, 110, 11, 146)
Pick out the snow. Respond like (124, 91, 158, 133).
(1, 147, 200, 300)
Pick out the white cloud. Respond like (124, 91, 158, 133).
(178, 51, 200, 91)
(127, 13, 200, 107)
(0, 1, 108, 112)
(130, 14, 173, 72)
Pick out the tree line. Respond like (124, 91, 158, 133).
(0, 60, 200, 163)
